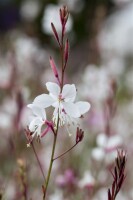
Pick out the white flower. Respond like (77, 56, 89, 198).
(78, 171, 95, 188)
(81, 65, 112, 102)
(33, 82, 90, 127)
(20, 0, 40, 21)
(27, 104, 46, 138)
(91, 133, 123, 164)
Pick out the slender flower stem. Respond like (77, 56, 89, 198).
(43, 33, 64, 198)
(42, 7, 69, 199)
(53, 143, 77, 161)
(43, 116, 59, 200)
(31, 142, 46, 184)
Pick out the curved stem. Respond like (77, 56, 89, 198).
(53, 143, 77, 161)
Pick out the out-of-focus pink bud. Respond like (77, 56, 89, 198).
(76, 127, 84, 143)
(49, 56, 59, 78)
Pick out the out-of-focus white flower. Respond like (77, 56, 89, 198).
(0, 112, 12, 130)
(78, 171, 95, 188)
(99, 2, 133, 58)
(81, 65, 112, 102)
(5, 180, 16, 200)
(105, 57, 125, 80)
(27, 104, 46, 138)
(15, 36, 38, 60)
(91, 147, 105, 161)
(33, 82, 90, 127)
(59, 0, 84, 13)
(91, 133, 123, 163)
(97, 133, 123, 150)
(13, 35, 48, 79)
(49, 190, 63, 200)
(20, 0, 40, 21)
(14, 36, 38, 78)
(0, 60, 11, 88)
(56, 169, 76, 187)
(42, 4, 73, 34)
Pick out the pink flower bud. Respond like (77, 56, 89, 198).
(49, 57, 61, 85)
(51, 23, 61, 46)
(49, 56, 59, 78)
(64, 39, 69, 68)
(59, 6, 69, 36)
(76, 127, 84, 143)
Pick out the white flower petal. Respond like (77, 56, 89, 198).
(27, 104, 46, 119)
(62, 102, 80, 118)
(62, 84, 76, 102)
(33, 94, 55, 108)
(75, 101, 91, 115)
(97, 133, 107, 148)
(46, 82, 60, 97)
(29, 117, 43, 133)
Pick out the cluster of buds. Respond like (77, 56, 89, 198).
(108, 149, 127, 200)
(51, 6, 69, 46)
(50, 5, 69, 85)
(60, 6, 69, 26)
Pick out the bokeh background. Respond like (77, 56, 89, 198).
(0, 0, 133, 199)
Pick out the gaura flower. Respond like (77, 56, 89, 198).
(27, 104, 47, 138)
(32, 82, 91, 127)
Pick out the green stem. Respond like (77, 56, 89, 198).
(43, 134, 58, 199)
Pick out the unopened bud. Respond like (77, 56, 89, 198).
(64, 39, 69, 67)
(76, 127, 84, 143)
(51, 23, 61, 46)
(60, 6, 69, 27)
(49, 56, 59, 78)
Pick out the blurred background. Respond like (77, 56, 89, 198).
(0, 0, 133, 199)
